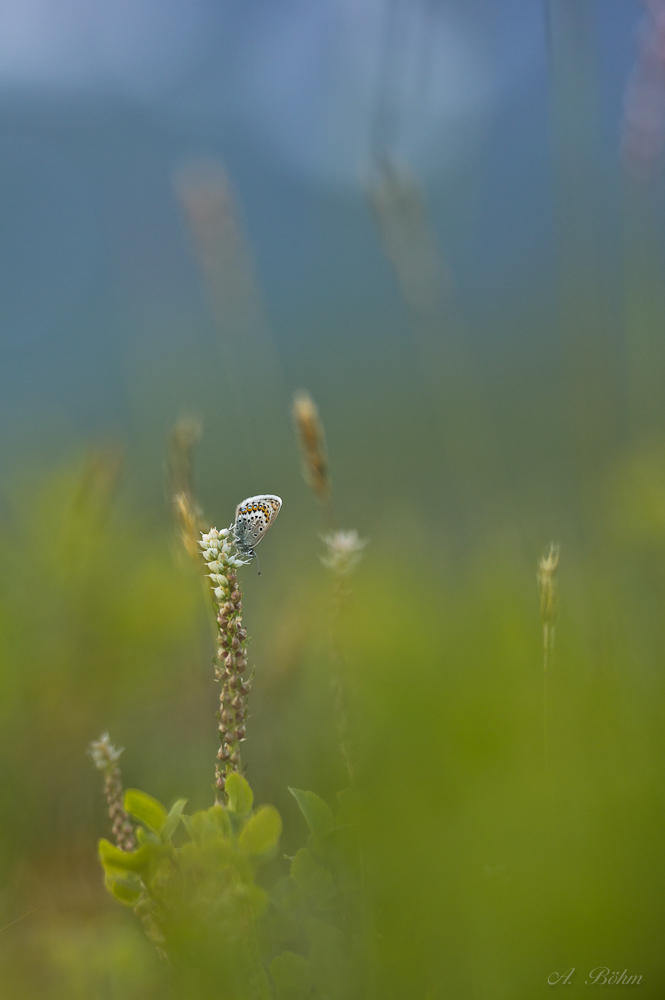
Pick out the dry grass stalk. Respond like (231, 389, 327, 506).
(168, 417, 206, 563)
(173, 160, 261, 333)
(366, 158, 452, 323)
(322, 531, 368, 783)
(174, 160, 290, 483)
(537, 543, 560, 656)
(293, 390, 331, 502)
(622, 0, 665, 181)
(292, 389, 367, 779)
(537, 543, 560, 776)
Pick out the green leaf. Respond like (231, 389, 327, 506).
(135, 826, 161, 847)
(124, 789, 168, 834)
(104, 873, 142, 907)
(270, 952, 313, 1000)
(306, 833, 328, 863)
(184, 805, 232, 843)
(289, 788, 335, 837)
(225, 772, 254, 817)
(207, 804, 233, 837)
(239, 805, 282, 856)
(290, 848, 333, 896)
(161, 798, 187, 841)
(98, 838, 148, 874)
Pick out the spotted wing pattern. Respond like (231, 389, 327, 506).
(233, 494, 282, 555)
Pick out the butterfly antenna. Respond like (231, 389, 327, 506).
(254, 551, 261, 577)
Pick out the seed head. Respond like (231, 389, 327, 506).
(293, 390, 330, 500)
(537, 543, 560, 627)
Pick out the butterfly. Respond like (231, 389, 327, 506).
(233, 494, 282, 575)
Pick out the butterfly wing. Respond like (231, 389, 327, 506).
(234, 495, 282, 554)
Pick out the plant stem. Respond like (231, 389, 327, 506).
(199, 528, 252, 801)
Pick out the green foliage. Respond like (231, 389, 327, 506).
(226, 771, 255, 817)
(6, 445, 665, 999)
(239, 806, 283, 857)
(98, 779, 366, 1000)
(290, 849, 333, 897)
(0, 453, 203, 865)
(267, 788, 366, 1000)
(99, 785, 287, 999)
(288, 788, 335, 837)
(162, 798, 188, 840)
(124, 789, 169, 835)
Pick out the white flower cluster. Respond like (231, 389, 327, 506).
(199, 527, 250, 599)
(321, 529, 367, 576)
(88, 732, 123, 771)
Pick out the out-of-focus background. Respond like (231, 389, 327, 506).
(1, 0, 665, 996)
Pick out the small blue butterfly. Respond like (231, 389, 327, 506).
(233, 494, 282, 575)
